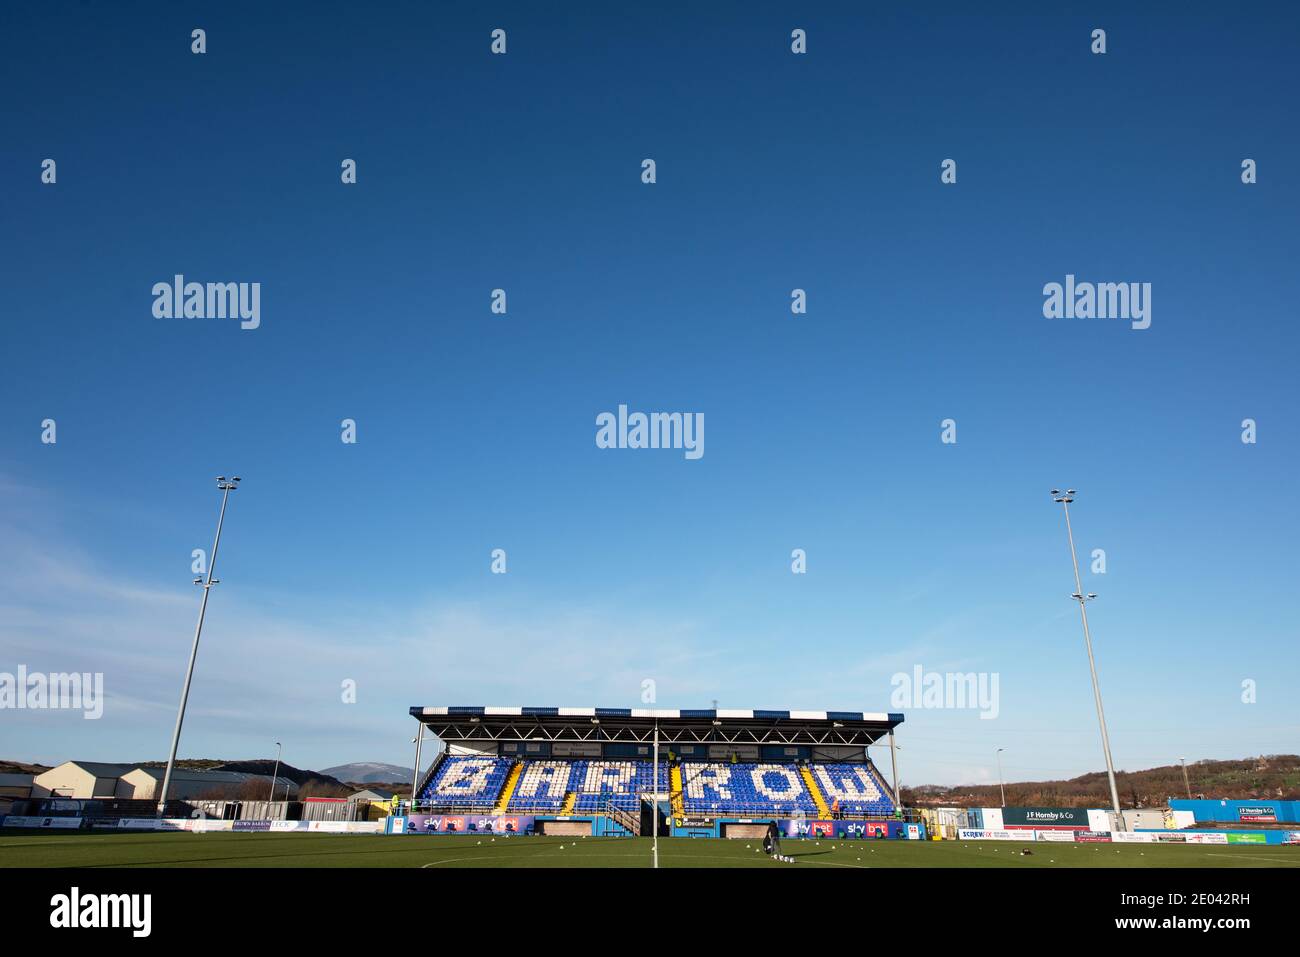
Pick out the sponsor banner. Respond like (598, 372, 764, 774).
(551, 742, 601, 758)
(307, 820, 379, 833)
(1035, 830, 1076, 843)
(784, 820, 915, 839)
(978, 809, 1004, 830)
(959, 828, 1027, 841)
(1086, 809, 1111, 832)
(308, 821, 349, 832)
(150, 818, 232, 832)
(118, 818, 162, 830)
(1184, 833, 1228, 845)
(1000, 807, 1090, 829)
(1237, 806, 1277, 823)
(1284, 831, 1300, 845)
(191, 819, 233, 832)
(1112, 831, 1155, 843)
(1226, 832, 1266, 844)
(1075, 830, 1112, 843)
(233, 820, 273, 832)
(1154, 832, 1187, 843)
(401, 814, 534, 834)
(783, 820, 835, 838)
(271, 820, 308, 832)
(3, 815, 82, 829)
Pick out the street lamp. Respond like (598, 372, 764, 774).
(1050, 489, 1125, 831)
(156, 475, 241, 816)
(996, 748, 1007, 807)
(269, 741, 283, 804)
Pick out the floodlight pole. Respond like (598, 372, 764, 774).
(887, 730, 901, 807)
(156, 477, 239, 817)
(269, 741, 282, 804)
(1180, 757, 1192, 800)
(996, 748, 1006, 807)
(411, 724, 425, 811)
(652, 720, 659, 869)
(1052, 491, 1125, 831)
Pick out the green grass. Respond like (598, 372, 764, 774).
(2, 832, 1297, 868)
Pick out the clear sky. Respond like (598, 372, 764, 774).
(2, 2, 1297, 788)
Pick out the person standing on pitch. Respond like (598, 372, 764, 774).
(763, 821, 784, 858)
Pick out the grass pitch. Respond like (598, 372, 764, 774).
(2, 832, 1297, 868)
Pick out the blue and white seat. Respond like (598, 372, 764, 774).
(680, 763, 817, 816)
(421, 755, 512, 810)
(813, 763, 895, 817)
(572, 760, 666, 813)
(508, 759, 579, 811)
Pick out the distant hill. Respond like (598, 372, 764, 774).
(0, 760, 49, 775)
(904, 754, 1300, 808)
(321, 762, 413, 786)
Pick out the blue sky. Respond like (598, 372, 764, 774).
(1, 2, 1297, 787)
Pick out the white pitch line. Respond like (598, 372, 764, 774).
(421, 857, 486, 867)
(1212, 853, 1300, 866)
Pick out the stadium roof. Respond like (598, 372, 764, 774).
(410, 707, 903, 747)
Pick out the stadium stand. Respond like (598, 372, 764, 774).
(418, 753, 896, 819)
(680, 763, 820, 817)
(508, 759, 576, 812)
(408, 707, 905, 826)
(421, 755, 512, 810)
(812, 762, 895, 817)
(572, 760, 668, 814)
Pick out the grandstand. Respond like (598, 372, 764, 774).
(404, 706, 904, 837)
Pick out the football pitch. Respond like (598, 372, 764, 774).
(2, 832, 1297, 868)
